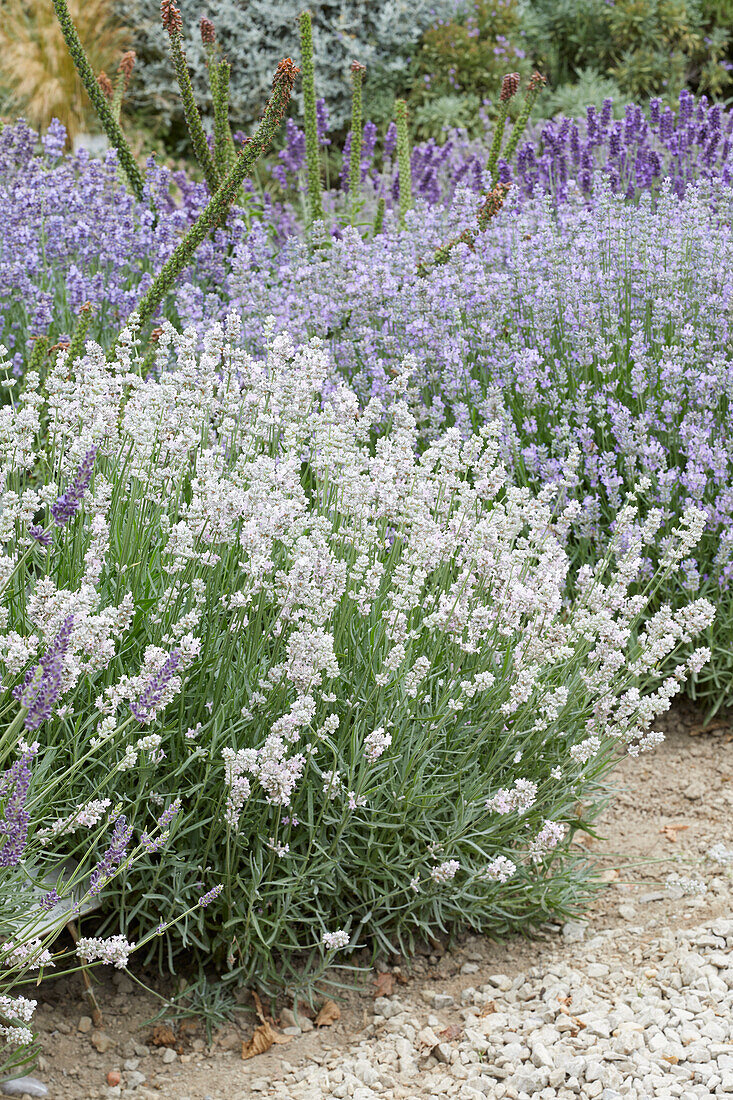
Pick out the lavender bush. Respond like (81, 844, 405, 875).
(0, 701, 198, 1075)
(228, 179, 733, 706)
(0, 316, 714, 993)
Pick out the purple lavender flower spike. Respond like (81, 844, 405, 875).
(39, 888, 60, 912)
(29, 524, 51, 547)
(316, 98, 331, 147)
(198, 883, 223, 907)
(42, 119, 67, 160)
(0, 743, 39, 867)
(13, 615, 74, 731)
(141, 797, 182, 852)
(89, 814, 133, 895)
(52, 446, 98, 527)
(130, 650, 181, 722)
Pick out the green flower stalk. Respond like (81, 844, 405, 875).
(161, 0, 220, 195)
(127, 58, 300, 336)
(395, 99, 413, 229)
(213, 59, 236, 176)
(348, 61, 366, 222)
(111, 50, 136, 125)
(50, 0, 145, 200)
(372, 196, 385, 237)
(28, 336, 48, 375)
(67, 302, 95, 365)
(487, 71, 520, 184)
(201, 15, 219, 101)
(416, 181, 510, 276)
(299, 11, 324, 225)
(501, 71, 546, 168)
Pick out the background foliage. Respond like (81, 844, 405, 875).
(114, 0, 458, 144)
(0, 0, 128, 139)
(525, 0, 732, 103)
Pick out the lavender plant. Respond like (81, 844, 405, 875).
(0, 680, 211, 1075)
(0, 317, 713, 991)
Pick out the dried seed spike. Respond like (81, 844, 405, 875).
(200, 15, 216, 45)
(350, 60, 366, 77)
(161, 0, 183, 35)
(273, 57, 300, 94)
(98, 72, 114, 99)
(118, 50, 136, 81)
(527, 71, 546, 94)
(500, 72, 520, 102)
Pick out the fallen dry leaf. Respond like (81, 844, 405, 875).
(150, 1023, 177, 1048)
(439, 1024, 463, 1042)
(241, 1021, 291, 1059)
(663, 1054, 679, 1065)
(373, 972, 394, 998)
(571, 1016, 586, 1030)
(478, 1000, 497, 1017)
(660, 824, 690, 842)
(251, 990, 269, 1023)
(315, 1000, 341, 1027)
(557, 994, 572, 1007)
(178, 1019, 200, 1037)
(688, 719, 729, 737)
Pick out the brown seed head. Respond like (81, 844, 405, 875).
(98, 72, 114, 99)
(161, 0, 183, 35)
(272, 57, 300, 94)
(500, 72, 520, 102)
(150, 327, 164, 343)
(200, 15, 216, 44)
(527, 71, 546, 94)
(118, 50, 136, 81)
(351, 60, 366, 78)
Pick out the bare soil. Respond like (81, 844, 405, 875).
(17, 700, 733, 1100)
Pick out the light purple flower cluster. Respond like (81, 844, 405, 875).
(130, 650, 180, 722)
(89, 814, 133, 896)
(12, 615, 74, 730)
(140, 797, 182, 853)
(0, 742, 39, 867)
(198, 883, 223, 907)
(0, 120, 272, 367)
(51, 446, 98, 526)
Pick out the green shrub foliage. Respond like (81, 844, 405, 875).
(526, 0, 732, 101)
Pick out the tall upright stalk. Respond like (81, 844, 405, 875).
(126, 59, 300, 335)
(213, 59, 236, 176)
(50, 0, 145, 200)
(111, 50, 136, 125)
(299, 11, 324, 225)
(502, 71, 547, 166)
(395, 99, 412, 228)
(486, 71, 520, 183)
(348, 61, 366, 222)
(161, 0, 220, 194)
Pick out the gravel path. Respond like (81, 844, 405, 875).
(16, 701, 733, 1100)
(266, 916, 733, 1100)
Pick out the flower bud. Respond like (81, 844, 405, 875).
(200, 15, 216, 44)
(500, 72, 520, 102)
(160, 0, 183, 35)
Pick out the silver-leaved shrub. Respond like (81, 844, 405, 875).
(118, 0, 456, 136)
